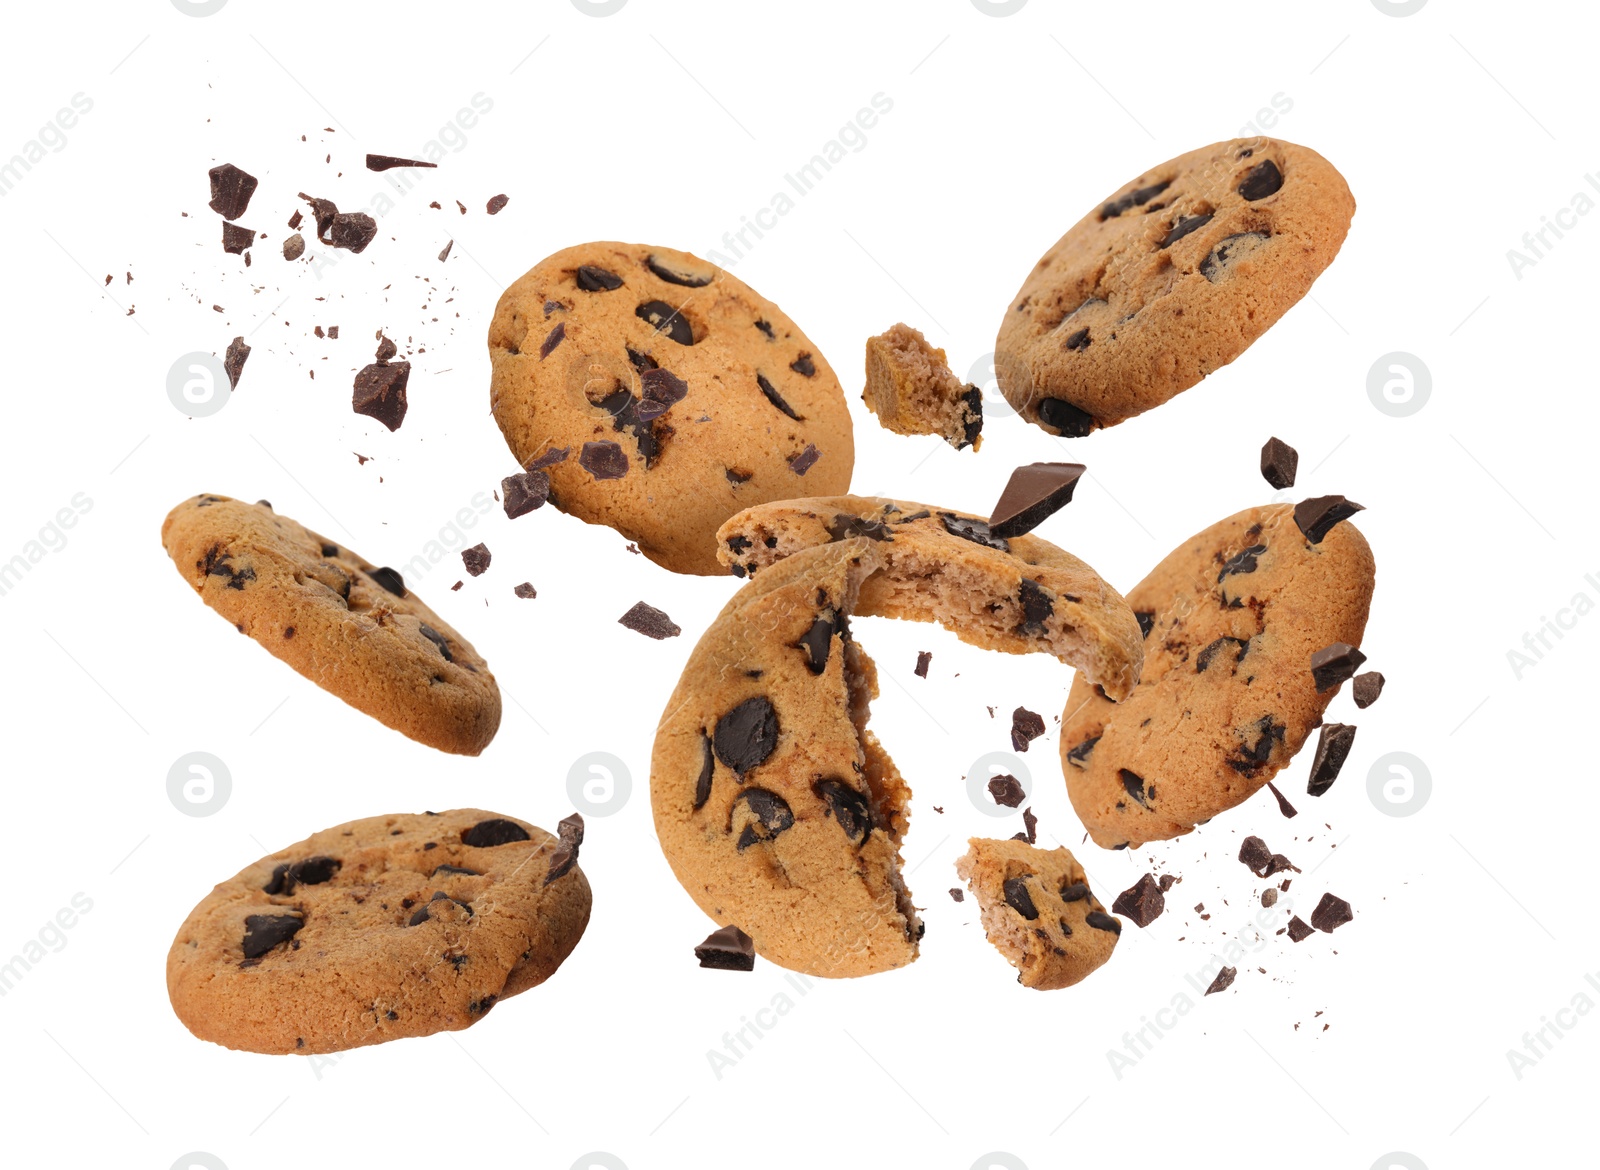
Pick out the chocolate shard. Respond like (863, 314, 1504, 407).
(1306, 723, 1357, 797)
(788, 445, 821, 476)
(1196, 636, 1249, 673)
(241, 913, 302, 959)
(513, 582, 537, 599)
(1310, 893, 1353, 932)
(1352, 671, 1386, 709)
(539, 321, 565, 359)
(486, 194, 509, 215)
(365, 154, 437, 171)
(576, 265, 624, 292)
(502, 470, 550, 518)
(1238, 158, 1284, 201)
(949, 888, 965, 902)
(525, 446, 571, 472)
(1204, 966, 1238, 995)
(619, 601, 681, 640)
(1019, 807, 1038, 844)
(1238, 835, 1273, 875)
(579, 440, 629, 480)
(461, 818, 531, 847)
(1259, 437, 1299, 490)
(938, 512, 1010, 552)
(1310, 642, 1367, 692)
(987, 774, 1025, 808)
(1064, 735, 1100, 770)
(1085, 910, 1122, 935)
(693, 731, 715, 810)
(224, 337, 250, 389)
(1010, 707, 1046, 752)
(221, 221, 255, 254)
(714, 696, 779, 778)
(1100, 178, 1171, 220)
(1038, 397, 1095, 437)
(988, 462, 1086, 539)
(1112, 874, 1166, 928)
(1266, 781, 1298, 819)
(208, 163, 258, 220)
(1120, 768, 1150, 807)
(1287, 916, 1314, 942)
(794, 610, 838, 674)
(1016, 578, 1054, 636)
(637, 367, 689, 420)
(1161, 213, 1213, 248)
(1217, 544, 1267, 583)
(636, 300, 694, 345)
(695, 924, 755, 971)
(813, 778, 872, 843)
(352, 361, 411, 431)
(732, 788, 794, 849)
(756, 373, 803, 420)
(1003, 877, 1039, 920)
(418, 624, 453, 662)
(647, 254, 714, 288)
(461, 543, 491, 577)
(1294, 495, 1364, 544)
(914, 651, 931, 678)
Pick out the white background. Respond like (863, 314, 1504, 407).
(0, 1, 1592, 1168)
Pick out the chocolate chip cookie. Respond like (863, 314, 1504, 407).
(1061, 502, 1374, 848)
(715, 494, 1143, 701)
(995, 138, 1354, 435)
(488, 242, 854, 575)
(955, 838, 1120, 989)
(167, 809, 590, 1054)
(862, 322, 982, 450)
(161, 495, 500, 755)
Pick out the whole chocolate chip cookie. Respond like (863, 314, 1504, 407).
(1061, 503, 1374, 848)
(995, 138, 1354, 435)
(488, 242, 854, 575)
(167, 809, 590, 1055)
(955, 838, 1120, 989)
(714, 494, 1143, 701)
(161, 495, 500, 755)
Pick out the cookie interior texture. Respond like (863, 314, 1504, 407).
(995, 137, 1355, 435)
(160, 494, 501, 755)
(166, 809, 591, 1055)
(487, 241, 854, 575)
(1061, 503, 1374, 848)
(714, 495, 1143, 701)
(955, 838, 1119, 990)
(862, 322, 982, 450)
(651, 541, 919, 978)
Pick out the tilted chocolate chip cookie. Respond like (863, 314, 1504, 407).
(161, 494, 500, 755)
(715, 494, 1143, 701)
(956, 838, 1120, 990)
(995, 138, 1354, 435)
(167, 809, 590, 1055)
(488, 242, 854, 575)
(1061, 502, 1374, 848)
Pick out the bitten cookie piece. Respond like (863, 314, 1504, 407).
(488, 242, 854, 575)
(1061, 503, 1374, 848)
(166, 809, 591, 1055)
(862, 323, 982, 450)
(715, 494, 1142, 701)
(956, 838, 1120, 989)
(161, 494, 501, 755)
(995, 138, 1354, 435)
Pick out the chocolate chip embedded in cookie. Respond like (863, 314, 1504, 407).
(862, 322, 982, 450)
(166, 809, 590, 1055)
(955, 838, 1120, 990)
(488, 242, 854, 575)
(995, 138, 1355, 435)
(1061, 503, 1374, 848)
(161, 494, 500, 755)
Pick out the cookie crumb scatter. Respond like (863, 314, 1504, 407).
(861, 322, 983, 450)
(619, 601, 681, 640)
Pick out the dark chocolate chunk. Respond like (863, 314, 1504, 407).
(636, 300, 694, 345)
(1204, 966, 1238, 995)
(725, 468, 753, 485)
(1259, 437, 1298, 490)
(579, 440, 629, 480)
(695, 924, 755, 971)
(1020, 806, 1038, 844)
(321, 543, 339, 557)
(1217, 544, 1267, 583)
(1135, 611, 1155, 638)
(301, 193, 377, 253)
(732, 788, 794, 849)
(1238, 159, 1284, 201)
(513, 582, 536, 599)
(1062, 327, 1091, 351)
(539, 321, 565, 359)
(221, 221, 255, 254)
(1059, 881, 1089, 902)
(1112, 874, 1165, 928)
(1266, 781, 1298, 819)
(224, 337, 250, 389)
(241, 913, 302, 959)
(1238, 835, 1274, 875)
(461, 543, 491, 576)
(1294, 495, 1365, 544)
(756, 372, 803, 420)
(1352, 671, 1385, 709)
(1287, 916, 1314, 942)
(813, 778, 872, 843)
(208, 163, 258, 220)
(418, 624, 453, 662)
(789, 445, 820, 475)
(619, 601, 681, 640)
(989, 462, 1086, 539)
(431, 864, 480, 877)
(485, 194, 509, 215)
(375, 335, 399, 362)
(626, 347, 657, 373)
(352, 361, 411, 431)
(1161, 213, 1213, 248)
(958, 384, 984, 448)
(502, 470, 550, 518)
(1003, 877, 1039, 920)
(1120, 768, 1149, 807)
(368, 567, 407, 597)
(938, 512, 1010, 552)
(1038, 397, 1095, 437)
(1306, 723, 1357, 797)
(949, 888, 964, 903)
(1196, 636, 1249, 673)
(1158, 874, 1178, 893)
(461, 818, 531, 847)
(637, 367, 689, 419)
(526, 446, 571, 471)
(714, 696, 779, 778)
(1100, 179, 1171, 220)
(262, 863, 291, 895)
(575, 265, 623, 292)
(1011, 707, 1046, 752)
(1064, 735, 1100, 770)
(1200, 231, 1270, 282)
(544, 834, 580, 885)
(365, 154, 437, 171)
(754, 319, 775, 338)
(1228, 715, 1285, 775)
(1310, 893, 1352, 933)
(693, 732, 715, 810)
(790, 352, 816, 377)
(1016, 579, 1054, 636)
(987, 774, 1025, 808)
(794, 610, 838, 673)
(914, 651, 932, 678)
(1310, 643, 1367, 692)
(1086, 910, 1122, 935)
(262, 855, 340, 895)
(647, 254, 713, 287)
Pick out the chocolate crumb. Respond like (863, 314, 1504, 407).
(914, 651, 931, 678)
(619, 601, 681, 640)
(986, 774, 1025, 808)
(461, 543, 491, 577)
(1204, 966, 1238, 995)
(1010, 707, 1046, 752)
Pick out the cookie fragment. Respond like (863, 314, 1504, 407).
(861, 322, 983, 450)
(988, 463, 1086, 539)
(619, 601, 681, 640)
(501, 471, 550, 518)
(1259, 437, 1298, 490)
(1294, 495, 1365, 544)
(208, 163, 258, 220)
(1306, 723, 1356, 797)
(1011, 707, 1046, 752)
(1310, 893, 1352, 933)
(1111, 874, 1165, 928)
(352, 361, 411, 431)
(1310, 642, 1367, 692)
(1352, 671, 1385, 709)
(694, 924, 755, 971)
(461, 544, 491, 577)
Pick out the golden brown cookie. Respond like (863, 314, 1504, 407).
(166, 809, 590, 1055)
(996, 138, 1354, 435)
(488, 242, 854, 575)
(1061, 502, 1374, 848)
(715, 494, 1143, 701)
(955, 838, 1120, 989)
(161, 494, 500, 755)
(862, 322, 982, 450)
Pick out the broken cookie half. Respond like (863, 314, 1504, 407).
(863, 323, 982, 450)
